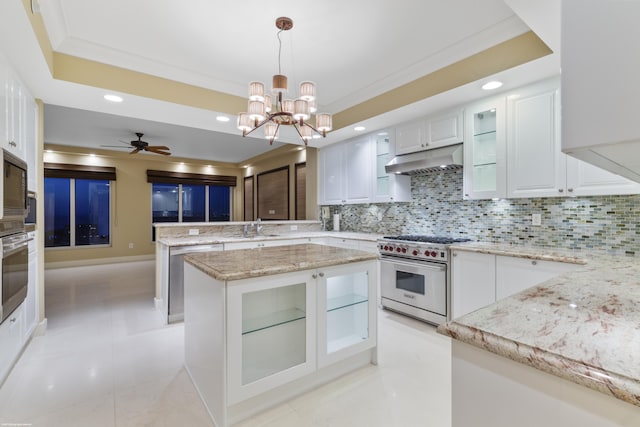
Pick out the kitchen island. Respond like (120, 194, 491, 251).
(183, 244, 378, 426)
(438, 243, 640, 426)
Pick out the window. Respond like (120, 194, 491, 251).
(44, 178, 111, 248)
(44, 163, 115, 249)
(147, 169, 236, 240)
(151, 183, 232, 239)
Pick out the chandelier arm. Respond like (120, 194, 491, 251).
(242, 115, 273, 137)
(293, 124, 309, 146)
(270, 123, 281, 146)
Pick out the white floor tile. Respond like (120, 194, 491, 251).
(0, 260, 452, 427)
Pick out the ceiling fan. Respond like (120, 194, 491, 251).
(101, 132, 171, 156)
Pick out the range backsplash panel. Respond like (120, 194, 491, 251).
(324, 170, 640, 256)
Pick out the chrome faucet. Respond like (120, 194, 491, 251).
(255, 218, 263, 236)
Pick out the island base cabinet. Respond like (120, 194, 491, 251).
(185, 259, 378, 427)
(318, 261, 378, 368)
(452, 340, 640, 427)
(227, 272, 316, 405)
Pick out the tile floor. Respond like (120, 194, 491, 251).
(0, 260, 452, 426)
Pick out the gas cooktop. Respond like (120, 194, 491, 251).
(381, 235, 472, 245)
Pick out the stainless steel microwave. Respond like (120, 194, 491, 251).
(1, 149, 27, 221)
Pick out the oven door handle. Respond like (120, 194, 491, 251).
(381, 257, 445, 272)
(2, 238, 31, 257)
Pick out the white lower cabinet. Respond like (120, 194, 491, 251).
(223, 238, 303, 250)
(227, 270, 317, 404)
(451, 251, 496, 319)
(25, 230, 38, 339)
(317, 262, 377, 368)
(186, 259, 377, 425)
(495, 255, 578, 300)
(0, 304, 25, 382)
(451, 250, 580, 319)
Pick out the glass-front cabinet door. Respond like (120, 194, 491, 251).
(317, 260, 377, 368)
(463, 97, 506, 199)
(226, 271, 316, 404)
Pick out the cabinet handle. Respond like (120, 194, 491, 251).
(531, 260, 537, 266)
(10, 317, 16, 323)
(318, 272, 325, 277)
(312, 273, 318, 279)
(464, 193, 469, 197)
(568, 188, 574, 193)
(452, 252, 457, 257)
(558, 189, 564, 193)
(9, 141, 16, 147)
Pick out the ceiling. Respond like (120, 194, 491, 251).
(0, 0, 561, 163)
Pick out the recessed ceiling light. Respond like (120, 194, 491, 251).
(89, 154, 96, 157)
(354, 126, 366, 131)
(104, 94, 123, 103)
(481, 81, 503, 91)
(377, 132, 388, 136)
(216, 116, 230, 122)
(312, 134, 321, 139)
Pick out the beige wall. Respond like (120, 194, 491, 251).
(43, 143, 319, 265)
(43, 145, 242, 264)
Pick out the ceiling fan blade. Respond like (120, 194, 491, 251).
(146, 145, 170, 150)
(147, 147, 171, 156)
(100, 145, 130, 149)
(129, 148, 141, 154)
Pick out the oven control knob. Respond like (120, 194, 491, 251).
(424, 250, 430, 257)
(412, 250, 418, 256)
(396, 247, 402, 253)
(431, 251, 437, 257)
(402, 248, 407, 253)
(383, 245, 388, 251)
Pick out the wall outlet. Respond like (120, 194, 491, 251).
(322, 206, 330, 218)
(269, 210, 276, 214)
(290, 225, 298, 231)
(188, 228, 199, 235)
(128, 242, 134, 249)
(532, 213, 542, 226)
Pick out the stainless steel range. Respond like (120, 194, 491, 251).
(378, 235, 470, 326)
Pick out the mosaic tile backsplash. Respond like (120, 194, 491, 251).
(324, 170, 640, 256)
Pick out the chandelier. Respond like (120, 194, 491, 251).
(237, 17, 332, 145)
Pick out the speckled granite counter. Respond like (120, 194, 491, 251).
(157, 231, 381, 247)
(438, 242, 640, 408)
(448, 241, 589, 264)
(185, 243, 378, 281)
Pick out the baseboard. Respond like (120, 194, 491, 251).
(34, 318, 47, 336)
(45, 254, 155, 269)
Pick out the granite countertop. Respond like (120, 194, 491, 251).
(438, 249, 640, 407)
(157, 231, 382, 247)
(185, 243, 378, 281)
(448, 241, 589, 265)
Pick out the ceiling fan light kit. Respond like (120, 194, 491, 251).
(237, 16, 332, 145)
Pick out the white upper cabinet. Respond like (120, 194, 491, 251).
(507, 80, 564, 198)
(24, 96, 37, 191)
(1, 52, 32, 161)
(345, 136, 372, 203)
(319, 136, 372, 205)
(373, 130, 410, 203)
(506, 77, 640, 198)
(396, 109, 464, 155)
(396, 120, 425, 155)
(319, 142, 346, 205)
(463, 96, 507, 200)
(565, 157, 640, 196)
(426, 109, 464, 149)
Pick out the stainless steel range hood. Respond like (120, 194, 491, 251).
(385, 143, 463, 175)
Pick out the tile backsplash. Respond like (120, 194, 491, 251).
(325, 170, 640, 256)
